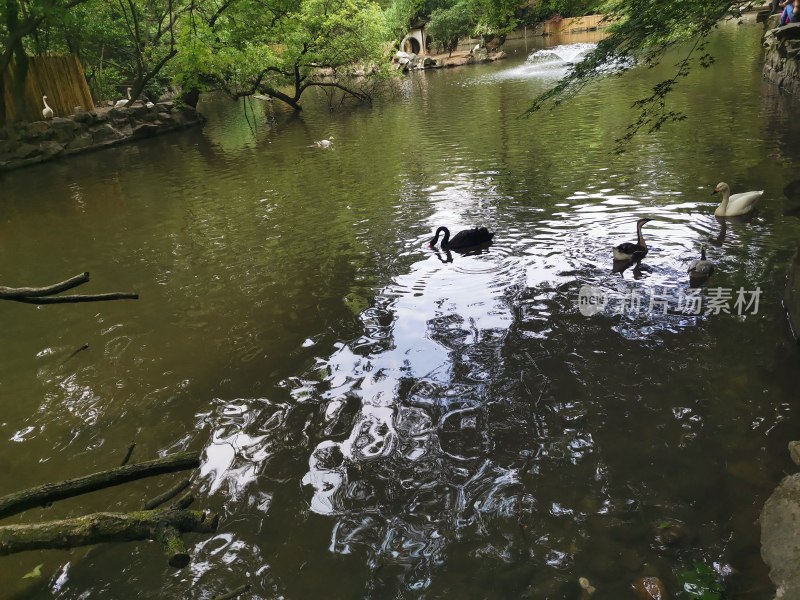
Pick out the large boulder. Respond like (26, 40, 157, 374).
(66, 132, 92, 152)
(50, 117, 78, 144)
(39, 140, 65, 157)
(131, 122, 160, 138)
(14, 143, 39, 159)
(90, 123, 125, 144)
(761, 473, 800, 597)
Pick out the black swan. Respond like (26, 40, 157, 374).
(429, 226, 494, 250)
(612, 218, 653, 262)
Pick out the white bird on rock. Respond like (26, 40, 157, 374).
(115, 87, 132, 108)
(41, 95, 54, 120)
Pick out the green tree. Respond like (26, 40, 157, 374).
(426, 2, 472, 55)
(0, 0, 91, 120)
(114, 0, 183, 105)
(384, 0, 421, 39)
(174, 0, 389, 111)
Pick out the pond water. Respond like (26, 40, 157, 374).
(1, 21, 800, 600)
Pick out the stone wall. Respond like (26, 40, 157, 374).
(0, 102, 204, 172)
(763, 21, 800, 95)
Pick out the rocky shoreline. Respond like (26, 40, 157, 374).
(0, 102, 204, 173)
(392, 47, 507, 72)
(763, 19, 800, 95)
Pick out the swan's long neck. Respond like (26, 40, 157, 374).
(440, 227, 450, 245)
(127, 88, 131, 100)
(719, 189, 730, 210)
(636, 222, 647, 248)
(42, 96, 51, 110)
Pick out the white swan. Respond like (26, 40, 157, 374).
(145, 101, 154, 108)
(114, 87, 132, 108)
(41, 95, 54, 120)
(312, 136, 334, 149)
(713, 182, 763, 217)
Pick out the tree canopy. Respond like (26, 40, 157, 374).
(173, 0, 389, 110)
(526, 0, 745, 149)
(1, 0, 743, 127)
(1, 0, 390, 112)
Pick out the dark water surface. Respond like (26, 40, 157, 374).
(1, 22, 800, 599)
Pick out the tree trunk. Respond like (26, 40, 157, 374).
(0, 451, 201, 520)
(0, 509, 218, 567)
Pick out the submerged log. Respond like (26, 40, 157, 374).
(0, 451, 201, 520)
(0, 509, 219, 566)
(0, 272, 138, 304)
(143, 477, 192, 510)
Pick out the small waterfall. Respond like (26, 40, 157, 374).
(526, 42, 596, 66)
(478, 42, 597, 82)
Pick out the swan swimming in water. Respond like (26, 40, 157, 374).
(312, 136, 334, 149)
(612, 218, 653, 262)
(429, 226, 494, 250)
(41, 95, 53, 120)
(713, 182, 763, 217)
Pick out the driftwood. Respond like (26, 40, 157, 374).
(0, 272, 138, 304)
(0, 451, 201, 519)
(143, 477, 192, 510)
(0, 509, 219, 567)
(120, 441, 136, 466)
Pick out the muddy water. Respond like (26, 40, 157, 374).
(1, 22, 799, 600)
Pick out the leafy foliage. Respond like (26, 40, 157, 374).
(680, 562, 725, 599)
(426, 3, 473, 54)
(174, 0, 389, 109)
(526, 0, 746, 149)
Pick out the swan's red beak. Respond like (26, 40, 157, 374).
(711, 188, 719, 195)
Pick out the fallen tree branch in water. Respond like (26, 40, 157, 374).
(0, 272, 138, 304)
(0, 451, 201, 520)
(121, 442, 137, 467)
(0, 508, 219, 567)
(143, 477, 192, 510)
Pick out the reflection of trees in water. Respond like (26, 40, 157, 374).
(298, 273, 538, 592)
(294, 260, 765, 596)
